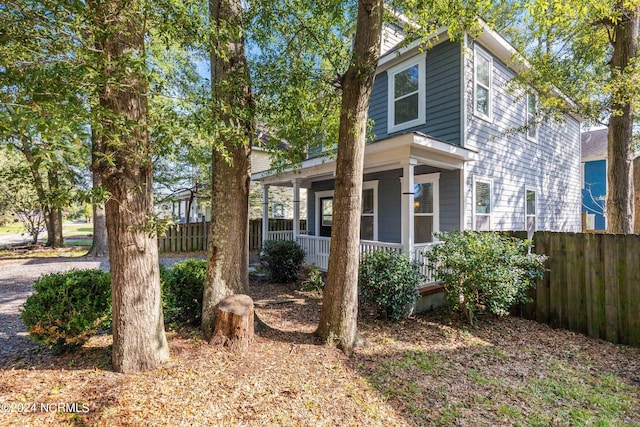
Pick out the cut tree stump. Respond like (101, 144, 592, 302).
(210, 294, 254, 353)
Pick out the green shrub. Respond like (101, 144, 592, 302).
(260, 239, 306, 283)
(160, 264, 177, 320)
(425, 231, 547, 325)
(300, 264, 325, 292)
(359, 250, 422, 321)
(164, 259, 207, 324)
(21, 269, 111, 353)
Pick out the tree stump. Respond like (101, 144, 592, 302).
(210, 294, 254, 353)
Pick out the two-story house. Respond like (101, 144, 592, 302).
(253, 21, 582, 283)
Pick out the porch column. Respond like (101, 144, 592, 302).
(292, 179, 300, 241)
(261, 184, 269, 246)
(401, 159, 417, 259)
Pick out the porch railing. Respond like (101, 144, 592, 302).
(414, 242, 442, 283)
(295, 235, 442, 285)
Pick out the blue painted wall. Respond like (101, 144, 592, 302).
(582, 160, 606, 230)
(368, 41, 462, 145)
(306, 167, 460, 242)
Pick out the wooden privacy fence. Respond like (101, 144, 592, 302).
(157, 219, 307, 253)
(527, 232, 640, 347)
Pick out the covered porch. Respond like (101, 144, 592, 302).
(256, 132, 477, 285)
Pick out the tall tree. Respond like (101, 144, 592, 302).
(89, 0, 169, 372)
(606, 2, 639, 233)
(201, 0, 254, 340)
(316, 0, 384, 355)
(499, 1, 640, 233)
(86, 128, 108, 257)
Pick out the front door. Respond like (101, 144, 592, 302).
(319, 196, 333, 237)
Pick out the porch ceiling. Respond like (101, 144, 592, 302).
(252, 132, 478, 187)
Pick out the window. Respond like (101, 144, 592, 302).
(321, 198, 333, 226)
(527, 93, 538, 141)
(474, 47, 492, 120)
(361, 188, 375, 240)
(272, 202, 284, 219)
(387, 54, 426, 133)
(474, 179, 491, 230)
(414, 174, 439, 243)
(526, 188, 536, 236)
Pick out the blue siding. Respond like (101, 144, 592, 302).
(305, 167, 461, 242)
(369, 41, 461, 145)
(582, 160, 606, 229)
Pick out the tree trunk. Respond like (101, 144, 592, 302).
(606, 4, 638, 233)
(86, 130, 108, 257)
(20, 137, 64, 248)
(92, 0, 169, 373)
(634, 156, 640, 234)
(211, 294, 254, 353)
(201, 0, 253, 341)
(317, 0, 383, 356)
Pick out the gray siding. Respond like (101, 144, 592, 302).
(306, 167, 461, 242)
(463, 40, 581, 232)
(369, 41, 462, 144)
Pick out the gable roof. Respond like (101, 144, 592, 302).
(581, 128, 608, 160)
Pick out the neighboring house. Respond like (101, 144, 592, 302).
(253, 20, 582, 284)
(581, 128, 608, 230)
(157, 139, 308, 223)
(249, 144, 308, 221)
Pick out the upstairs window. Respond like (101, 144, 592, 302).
(474, 46, 492, 120)
(526, 93, 538, 141)
(387, 54, 426, 133)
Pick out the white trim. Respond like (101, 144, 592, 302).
(473, 45, 493, 123)
(472, 176, 493, 231)
(314, 190, 334, 236)
(526, 92, 538, 142)
(460, 166, 466, 230)
(414, 173, 440, 242)
(387, 53, 427, 134)
(525, 186, 537, 236)
(461, 33, 468, 149)
(361, 181, 379, 241)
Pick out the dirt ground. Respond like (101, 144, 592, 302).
(1, 257, 639, 426)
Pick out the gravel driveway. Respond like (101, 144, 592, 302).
(0, 256, 200, 366)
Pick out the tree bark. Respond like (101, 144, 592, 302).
(606, 4, 638, 233)
(91, 0, 169, 373)
(317, 0, 383, 356)
(201, 0, 253, 341)
(634, 156, 640, 234)
(211, 294, 254, 353)
(86, 130, 108, 257)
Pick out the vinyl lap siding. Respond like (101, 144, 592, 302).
(463, 40, 581, 232)
(369, 41, 461, 145)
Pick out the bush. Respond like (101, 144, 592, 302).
(425, 231, 547, 325)
(359, 250, 422, 321)
(160, 264, 177, 320)
(260, 239, 306, 283)
(300, 264, 325, 292)
(164, 259, 207, 324)
(21, 269, 111, 353)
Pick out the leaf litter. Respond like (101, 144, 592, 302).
(0, 273, 639, 426)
